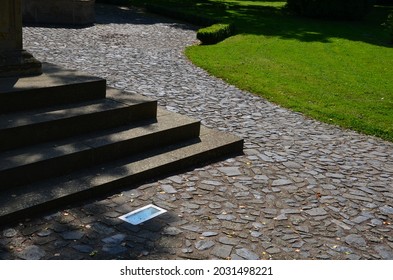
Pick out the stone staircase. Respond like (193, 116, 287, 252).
(0, 63, 243, 224)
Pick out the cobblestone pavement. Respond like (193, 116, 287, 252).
(1, 4, 393, 260)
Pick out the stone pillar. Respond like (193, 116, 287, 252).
(0, 0, 42, 77)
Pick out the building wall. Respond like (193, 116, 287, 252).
(22, 0, 95, 25)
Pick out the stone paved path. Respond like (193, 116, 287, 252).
(1, 4, 393, 260)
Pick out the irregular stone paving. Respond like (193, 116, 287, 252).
(1, 4, 393, 260)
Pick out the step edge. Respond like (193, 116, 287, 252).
(0, 119, 201, 188)
(0, 101, 158, 152)
(0, 129, 243, 224)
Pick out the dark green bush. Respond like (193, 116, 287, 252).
(286, 0, 375, 20)
(375, 0, 393, 5)
(96, 0, 131, 4)
(196, 23, 234, 45)
(383, 12, 393, 42)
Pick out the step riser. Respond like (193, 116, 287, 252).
(0, 80, 107, 113)
(0, 101, 157, 151)
(0, 138, 243, 225)
(0, 121, 200, 189)
(0, 63, 245, 226)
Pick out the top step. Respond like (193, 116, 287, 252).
(0, 63, 106, 113)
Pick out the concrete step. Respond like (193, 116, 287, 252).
(0, 126, 243, 224)
(0, 89, 157, 151)
(0, 109, 200, 189)
(0, 63, 106, 113)
(0, 63, 244, 226)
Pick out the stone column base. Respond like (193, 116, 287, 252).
(0, 50, 42, 77)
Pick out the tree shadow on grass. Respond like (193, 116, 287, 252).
(222, 3, 392, 47)
(135, 0, 393, 48)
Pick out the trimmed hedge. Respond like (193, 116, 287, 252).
(286, 0, 375, 20)
(197, 23, 234, 45)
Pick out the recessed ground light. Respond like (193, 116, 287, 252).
(119, 204, 167, 225)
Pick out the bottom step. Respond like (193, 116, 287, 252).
(0, 127, 243, 224)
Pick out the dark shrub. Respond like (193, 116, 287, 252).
(197, 23, 234, 45)
(96, 0, 131, 4)
(286, 0, 375, 20)
(375, 0, 393, 5)
(384, 12, 393, 42)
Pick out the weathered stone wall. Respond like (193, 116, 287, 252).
(1, 0, 23, 51)
(22, 0, 95, 25)
(1, 0, 41, 77)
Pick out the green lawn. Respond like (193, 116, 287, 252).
(131, 0, 393, 141)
